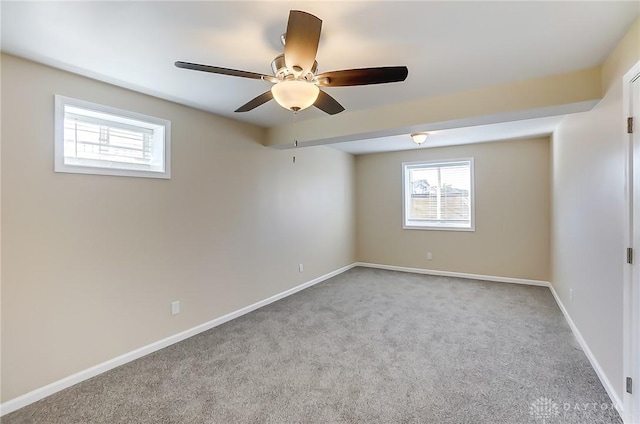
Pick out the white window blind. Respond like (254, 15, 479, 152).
(55, 96, 171, 179)
(403, 159, 474, 231)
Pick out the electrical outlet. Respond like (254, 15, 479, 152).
(427, 252, 433, 260)
(570, 289, 574, 302)
(171, 301, 180, 315)
(298, 263, 304, 273)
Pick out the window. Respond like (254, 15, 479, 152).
(402, 159, 474, 231)
(54, 95, 171, 178)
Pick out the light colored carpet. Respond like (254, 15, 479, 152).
(2, 267, 622, 423)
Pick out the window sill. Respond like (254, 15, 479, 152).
(403, 223, 475, 232)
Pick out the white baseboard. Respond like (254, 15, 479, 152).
(355, 262, 551, 287)
(548, 285, 624, 416)
(0, 263, 357, 416)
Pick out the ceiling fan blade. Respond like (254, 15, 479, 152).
(317, 66, 409, 87)
(284, 10, 322, 74)
(314, 90, 345, 115)
(235, 91, 274, 112)
(175, 61, 268, 80)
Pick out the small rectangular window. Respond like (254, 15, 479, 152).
(402, 159, 475, 231)
(54, 95, 171, 179)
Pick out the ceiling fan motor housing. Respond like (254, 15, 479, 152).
(271, 54, 317, 82)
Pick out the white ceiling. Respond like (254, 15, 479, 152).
(1, 1, 638, 153)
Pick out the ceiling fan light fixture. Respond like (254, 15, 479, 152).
(411, 132, 428, 145)
(271, 80, 320, 112)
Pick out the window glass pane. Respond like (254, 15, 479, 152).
(64, 116, 152, 166)
(440, 165, 470, 221)
(409, 168, 438, 220)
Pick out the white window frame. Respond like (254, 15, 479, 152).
(54, 95, 171, 179)
(402, 158, 475, 231)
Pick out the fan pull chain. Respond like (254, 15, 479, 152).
(292, 109, 299, 164)
(293, 139, 298, 163)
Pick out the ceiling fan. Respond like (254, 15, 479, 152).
(175, 10, 409, 115)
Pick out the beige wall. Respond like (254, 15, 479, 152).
(551, 18, 640, 406)
(355, 137, 550, 281)
(0, 54, 356, 402)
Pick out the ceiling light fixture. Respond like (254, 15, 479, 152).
(411, 132, 428, 145)
(271, 80, 320, 112)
